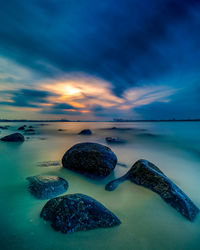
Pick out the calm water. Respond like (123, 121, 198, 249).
(0, 122, 200, 250)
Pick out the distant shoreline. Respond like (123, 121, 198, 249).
(0, 119, 200, 123)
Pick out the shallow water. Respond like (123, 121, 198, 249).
(0, 121, 200, 250)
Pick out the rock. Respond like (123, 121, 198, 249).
(57, 129, 64, 131)
(26, 175, 68, 199)
(37, 161, 60, 167)
(40, 193, 121, 233)
(105, 137, 125, 143)
(137, 133, 159, 138)
(25, 128, 35, 132)
(62, 143, 117, 179)
(102, 127, 146, 132)
(0, 126, 9, 130)
(105, 159, 199, 221)
(18, 125, 26, 130)
(79, 129, 92, 135)
(0, 133, 24, 142)
(24, 128, 35, 134)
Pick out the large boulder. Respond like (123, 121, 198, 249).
(79, 129, 92, 135)
(105, 159, 199, 221)
(26, 175, 68, 199)
(62, 142, 117, 179)
(0, 133, 24, 142)
(40, 193, 121, 233)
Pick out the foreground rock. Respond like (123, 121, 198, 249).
(26, 175, 68, 199)
(40, 193, 121, 233)
(105, 137, 125, 144)
(79, 129, 92, 135)
(62, 142, 117, 179)
(105, 159, 199, 221)
(0, 133, 24, 142)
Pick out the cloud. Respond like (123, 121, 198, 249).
(41, 102, 82, 115)
(0, 0, 200, 119)
(0, 88, 57, 108)
(135, 83, 200, 119)
(0, 0, 200, 97)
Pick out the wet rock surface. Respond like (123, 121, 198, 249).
(106, 159, 199, 221)
(40, 193, 121, 233)
(0, 132, 25, 142)
(79, 129, 92, 135)
(62, 142, 117, 179)
(26, 175, 68, 199)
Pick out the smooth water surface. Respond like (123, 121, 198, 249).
(0, 122, 200, 250)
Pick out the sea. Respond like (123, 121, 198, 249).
(0, 121, 200, 250)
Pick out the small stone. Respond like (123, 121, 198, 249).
(79, 129, 92, 135)
(26, 175, 69, 199)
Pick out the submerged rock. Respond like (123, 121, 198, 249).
(105, 159, 199, 221)
(26, 175, 68, 199)
(40, 193, 121, 233)
(0, 126, 9, 130)
(18, 125, 26, 130)
(62, 142, 117, 179)
(0, 133, 24, 142)
(79, 129, 92, 135)
(25, 128, 35, 132)
(24, 128, 35, 134)
(37, 161, 61, 167)
(105, 137, 125, 144)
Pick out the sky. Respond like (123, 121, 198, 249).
(0, 0, 200, 120)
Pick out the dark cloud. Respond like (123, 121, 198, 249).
(0, 0, 200, 96)
(0, 89, 56, 107)
(52, 103, 75, 110)
(135, 83, 200, 119)
(41, 102, 81, 115)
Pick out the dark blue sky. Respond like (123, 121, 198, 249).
(0, 0, 200, 119)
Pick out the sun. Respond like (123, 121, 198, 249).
(64, 85, 81, 96)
